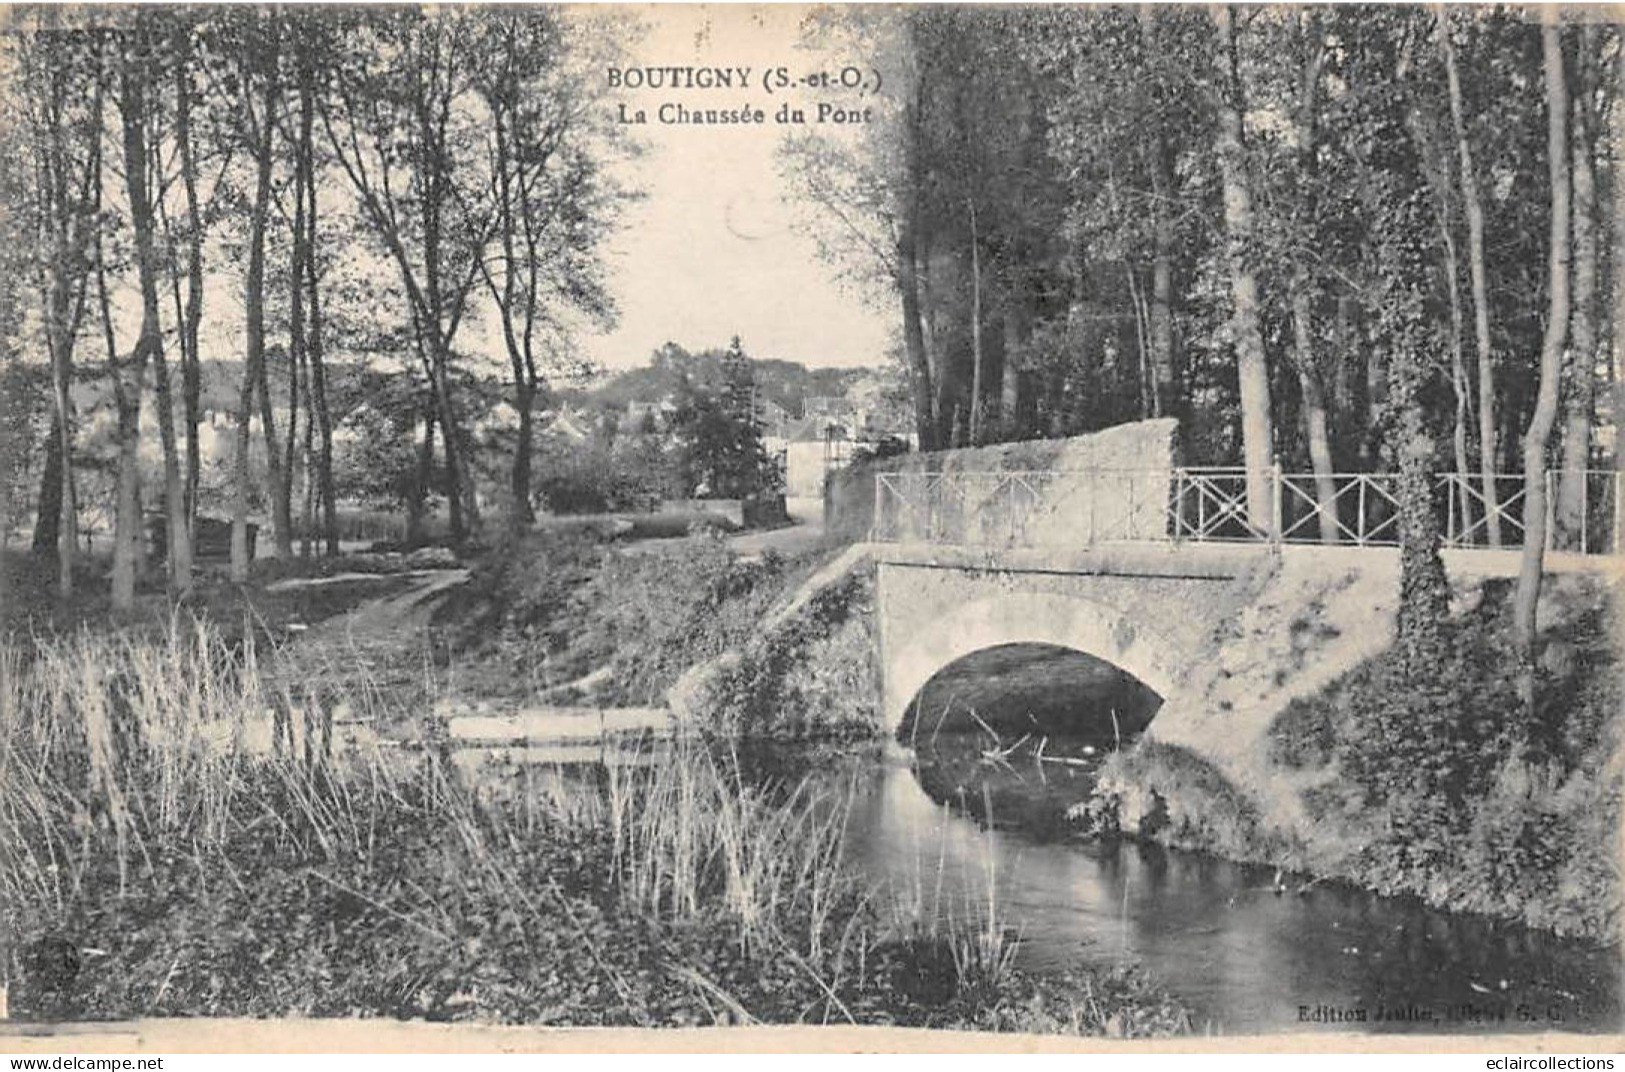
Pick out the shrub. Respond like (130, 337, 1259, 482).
(1262, 575, 1623, 938)
(533, 436, 673, 515)
(434, 528, 607, 683)
(1088, 740, 1277, 862)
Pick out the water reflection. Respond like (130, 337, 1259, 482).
(841, 741, 1621, 1035)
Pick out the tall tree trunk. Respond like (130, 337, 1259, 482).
(282, 377, 301, 551)
(258, 323, 292, 559)
(1001, 296, 1029, 439)
(1440, 215, 1475, 542)
(1401, 28, 1476, 543)
(1513, 14, 1571, 709)
(967, 200, 985, 446)
(42, 265, 79, 596)
(1289, 12, 1335, 543)
(33, 49, 96, 598)
(513, 379, 535, 527)
(1614, 45, 1625, 555)
(1363, 336, 1387, 471)
(1148, 204, 1175, 420)
(407, 405, 436, 547)
(251, 52, 292, 562)
(408, 309, 468, 543)
(414, 96, 478, 543)
(233, 46, 279, 583)
(32, 417, 63, 556)
(1291, 291, 1338, 544)
(92, 222, 134, 601)
(174, 35, 204, 539)
(1556, 32, 1597, 549)
(130, 109, 190, 598)
(299, 58, 337, 555)
(47, 354, 78, 602)
(1440, 12, 1501, 546)
(484, 93, 536, 530)
(1212, 4, 1275, 533)
(285, 147, 307, 554)
(898, 194, 936, 451)
(1139, 7, 1176, 419)
(424, 335, 471, 542)
(112, 51, 173, 609)
(925, 244, 967, 448)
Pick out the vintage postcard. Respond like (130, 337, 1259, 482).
(0, 1, 1620, 1056)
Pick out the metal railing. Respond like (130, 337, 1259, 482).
(872, 466, 1624, 554)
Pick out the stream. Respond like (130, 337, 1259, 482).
(829, 734, 1621, 1035)
(459, 729, 1619, 1035)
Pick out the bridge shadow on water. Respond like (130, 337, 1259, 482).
(899, 643, 1161, 838)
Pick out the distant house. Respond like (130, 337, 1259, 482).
(781, 416, 852, 498)
(756, 397, 792, 440)
(804, 395, 857, 426)
(541, 407, 592, 444)
(625, 398, 676, 432)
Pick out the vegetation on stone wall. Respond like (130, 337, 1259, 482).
(698, 563, 882, 740)
(1080, 741, 1298, 866)
(1268, 577, 1621, 939)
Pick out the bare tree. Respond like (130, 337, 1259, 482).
(1439, 11, 1501, 546)
(1556, 26, 1600, 548)
(1212, 5, 1275, 533)
(1511, 11, 1571, 706)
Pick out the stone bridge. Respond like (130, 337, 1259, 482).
(875, 541, 1245, 736)
(871, 537, 1615, 778)
(841, 419, 1619, 759)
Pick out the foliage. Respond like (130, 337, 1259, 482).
(1085, 741, 1284, 864)
(531, 433, 671, 515)
(1267, 577, 1622, 938)
(435, 527, 605, 673)
(438, 532, 804, 706)
(667, 338, 780, 501)
(701, 563, 881, 739)
(578, 535, 795, 706)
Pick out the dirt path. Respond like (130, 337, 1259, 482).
(267, 567, 470, 696)
(302, 567, 470, 639)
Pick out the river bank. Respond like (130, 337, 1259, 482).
(1082, 573, 1622, 945)
(0, 594, 1190, 1035)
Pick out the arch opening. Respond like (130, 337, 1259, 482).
(898, 642, 1162, 836)
(879, 588, 1187, 738)
(898, 642, 1163, 747)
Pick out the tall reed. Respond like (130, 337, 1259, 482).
(584, 740, 859, 960)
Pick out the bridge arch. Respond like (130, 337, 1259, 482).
(882, 590, 1190, 738)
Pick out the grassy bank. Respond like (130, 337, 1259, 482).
(436, 531, 883, 741)
(0, 623, 1190, 1034)
(1083, 576, 1621, 943)
(435, 530, 819, 706)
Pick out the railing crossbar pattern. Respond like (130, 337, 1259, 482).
(872, 467, 1623, 555)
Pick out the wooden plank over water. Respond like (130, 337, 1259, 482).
(445, 706, 673, 743)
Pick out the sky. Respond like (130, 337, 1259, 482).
(582, 4, 894, 372)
